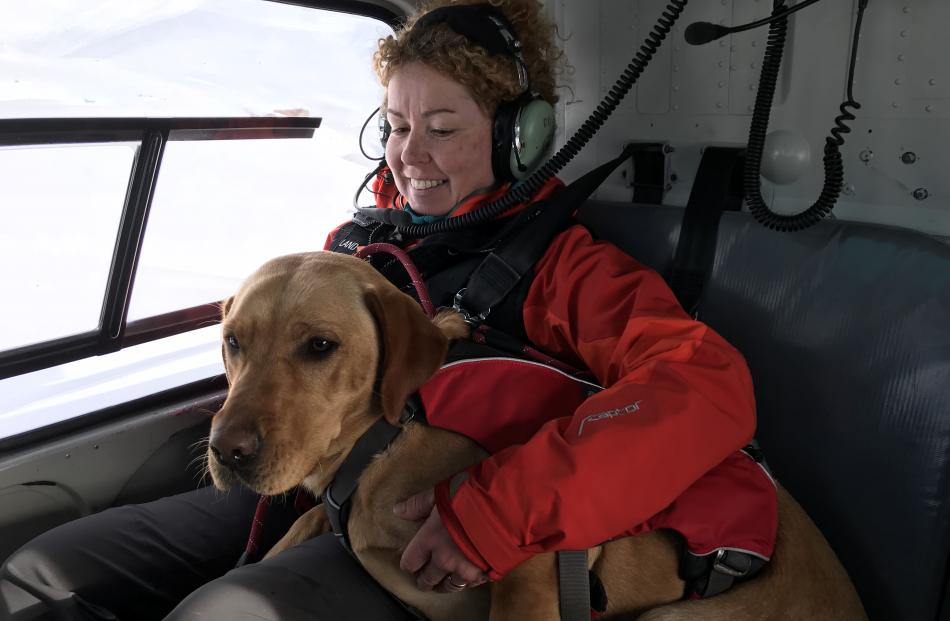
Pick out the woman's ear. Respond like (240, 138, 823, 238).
(364, 285, 449, 424)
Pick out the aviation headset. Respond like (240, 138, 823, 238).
(378, 3, 555, 182)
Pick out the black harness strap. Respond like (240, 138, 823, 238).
(558, 550, 592, 621)
(459, 145, 636, 320)
(327, 211, 395, 256)
(322, 395, 425, 555)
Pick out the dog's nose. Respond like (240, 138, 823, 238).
(209, 427, 261, 471)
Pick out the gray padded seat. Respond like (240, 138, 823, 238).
(579, 201, 950, 621)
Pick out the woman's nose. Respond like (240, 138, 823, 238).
(400, 129, 430, 166)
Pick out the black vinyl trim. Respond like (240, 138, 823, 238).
(123, 303, 223, 347)
(264, 0, 401, 26)
(0, 332, 102, 381)
(0, 117, 320, 146)
(101, 129, 166, 345)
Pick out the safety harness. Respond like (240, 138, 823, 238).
(312, 148, 776, 618)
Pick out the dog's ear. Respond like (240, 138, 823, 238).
(221, 296, 234, 319)
(364, 285, 449, 425)
(220, 296, 234, 382)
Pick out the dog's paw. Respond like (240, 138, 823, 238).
(433, 310, 471, 341)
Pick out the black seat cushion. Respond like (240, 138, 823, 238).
(580, 201, 950, 621)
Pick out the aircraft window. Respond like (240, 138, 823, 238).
(127, 137, 357, 320)
(0, 142, 136, 351)
(0, 1, 392, 441)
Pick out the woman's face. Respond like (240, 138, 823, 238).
(385, 62, 496, 216)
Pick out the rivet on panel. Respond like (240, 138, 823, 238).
(929, 79, 937, 86)
(901, 151, 917, 164)
(750, 62, 757, 69)
(897, 54, 905, 62)
(925, 105, 933, 112)
(892, 102, 900, 109)
(673, 85, 680, 91)
(843, 184, 855, 196)
(719, 61, 725, 68)
(673, 104, 680, 111)
(859, 149, 874, 163)
(900, 30, 908, 38)
(895, 78, 902, 85)
(902, 6, 910, 14)
(718, 82, 725, 88)
(716, 102, 723, 109)
(913, 188, 929, 201)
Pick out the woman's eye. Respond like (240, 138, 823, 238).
(430, 128, 455, 138)
(390, 126, 409, 135)
(225, 335, 240, 350)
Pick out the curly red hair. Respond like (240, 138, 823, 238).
(373, 0, 563, 115)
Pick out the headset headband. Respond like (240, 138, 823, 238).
(413, 4, 528, 90)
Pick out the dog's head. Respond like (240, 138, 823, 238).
(207, 251, 466, 495)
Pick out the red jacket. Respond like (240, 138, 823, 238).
(339, 170, 761, 580)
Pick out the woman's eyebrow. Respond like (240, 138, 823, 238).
(386, 108, 458, 118)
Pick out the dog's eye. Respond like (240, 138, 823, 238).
(225, 334, 240, 351)
(307, 338, 337, 357)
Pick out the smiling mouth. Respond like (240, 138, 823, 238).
(409, 178, 446, 190)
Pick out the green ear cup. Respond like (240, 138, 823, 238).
(510, 98, 556, 180)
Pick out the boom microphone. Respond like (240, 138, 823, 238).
(684, 22, 730, 45)
(685, 0, 826, 45)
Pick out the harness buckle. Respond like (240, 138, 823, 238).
(453, 288, 490, 325)
(711, 548, 753, 578)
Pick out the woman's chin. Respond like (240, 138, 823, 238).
(407, 187, 453, 216)
(410, 202, 452, 218)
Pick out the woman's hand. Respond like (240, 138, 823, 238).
(394, 488, 489, 592)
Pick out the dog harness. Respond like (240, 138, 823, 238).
(322, 150, 778, 616)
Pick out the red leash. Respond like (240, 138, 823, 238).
(355, 243, 436, 319)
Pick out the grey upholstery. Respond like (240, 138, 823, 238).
(579, 201, 950, 621)
(580, 202, 682, 278)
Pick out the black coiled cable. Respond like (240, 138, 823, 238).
(744, 0, 868, 232)
(396, 0, 689, 239)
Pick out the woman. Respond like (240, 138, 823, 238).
(2, 1, 757, 619)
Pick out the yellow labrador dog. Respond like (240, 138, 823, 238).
(207, 251, 867, 620)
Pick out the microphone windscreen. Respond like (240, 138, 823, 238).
(356, 207, 413, 228)
(684, 22, 730, 45)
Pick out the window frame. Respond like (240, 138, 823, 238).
(0, 116, 321, 380)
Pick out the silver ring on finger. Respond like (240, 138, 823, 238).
(446, 576, 468, 591)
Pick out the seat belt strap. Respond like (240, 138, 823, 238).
(669, 146, 745, 317)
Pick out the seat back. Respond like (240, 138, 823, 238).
(579, 201, 950, 621)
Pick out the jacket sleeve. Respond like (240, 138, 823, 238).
(434, 224, 757, 580)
